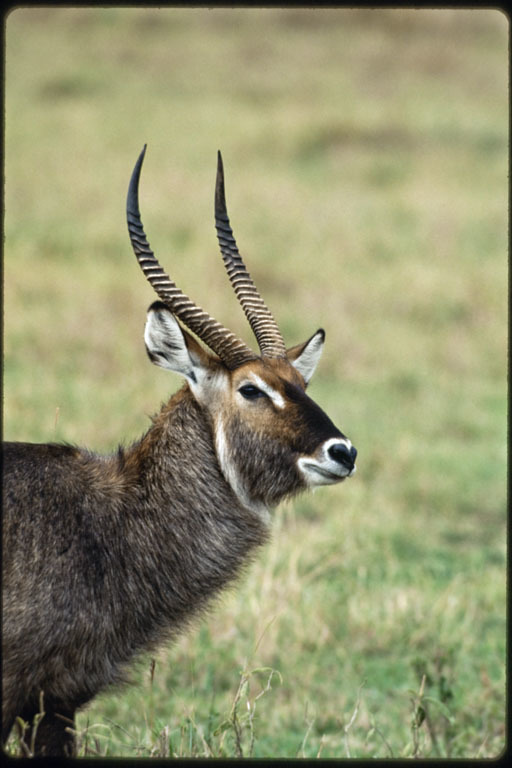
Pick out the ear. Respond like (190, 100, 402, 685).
(287, 329, 325, 385)
(144, 301, 213, 385)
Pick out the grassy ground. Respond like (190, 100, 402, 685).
(3, 8, 507, 758)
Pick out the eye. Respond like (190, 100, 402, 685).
(238, 384, 267, 400)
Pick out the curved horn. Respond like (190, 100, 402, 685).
(127, 146, 257, 370)
(215, 151, 287, 359)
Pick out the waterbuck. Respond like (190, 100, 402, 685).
(2, 147, 357, 757)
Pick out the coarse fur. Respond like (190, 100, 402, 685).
(2, 387, 268, 756)
(2, 154, 357, 757)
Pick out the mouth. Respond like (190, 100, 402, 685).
(299, 461, 355, 485)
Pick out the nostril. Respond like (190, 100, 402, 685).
(328, 442, 356, 469)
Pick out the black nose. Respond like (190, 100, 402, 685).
(328, 442, 357, 470)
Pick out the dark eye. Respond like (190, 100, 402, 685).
(238, 384, 267, 400)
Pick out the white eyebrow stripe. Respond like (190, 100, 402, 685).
(248, 374, 286, 409)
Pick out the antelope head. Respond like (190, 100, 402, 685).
(127, 146, 356, 512)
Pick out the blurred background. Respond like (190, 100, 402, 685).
(4, 8, 507, 758)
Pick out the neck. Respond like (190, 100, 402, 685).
(112, 386, 269, 643)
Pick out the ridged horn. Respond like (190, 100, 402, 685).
(127, 145, 258, 370)
(215, 151, 287, 360)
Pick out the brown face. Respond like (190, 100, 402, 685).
(143, 303, 356, 514)
(209, 358, 356, 509)
(132, 149, 357, 516)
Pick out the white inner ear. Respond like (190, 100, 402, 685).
(144, 306, 197, 382)
(291, 330, 325, 384)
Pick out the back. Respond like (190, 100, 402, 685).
(2, 442, 118, 628)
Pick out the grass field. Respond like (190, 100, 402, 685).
(3, 8, 507, 758)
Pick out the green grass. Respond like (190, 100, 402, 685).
(3, 8, 507, 758)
